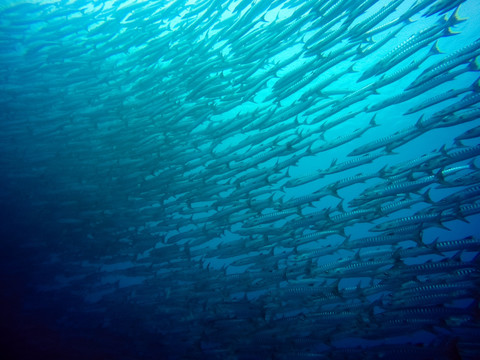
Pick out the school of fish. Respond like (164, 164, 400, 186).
(0, 0, 479, 359)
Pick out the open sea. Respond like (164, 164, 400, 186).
(0, 0, 479, 359)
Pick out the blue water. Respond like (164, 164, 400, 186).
(0, 0, 479, 359)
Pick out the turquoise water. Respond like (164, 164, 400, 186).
(1, 0, 480, 359)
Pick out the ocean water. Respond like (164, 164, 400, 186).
(0, 0, 479, 359)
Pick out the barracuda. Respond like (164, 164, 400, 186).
(369, 211, 446, 232)
(405, 77, 480, 114)
(408, 38, 480, 90)
(1, 0, 480, 358)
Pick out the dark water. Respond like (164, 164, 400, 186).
(0, 0, 479, 359)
